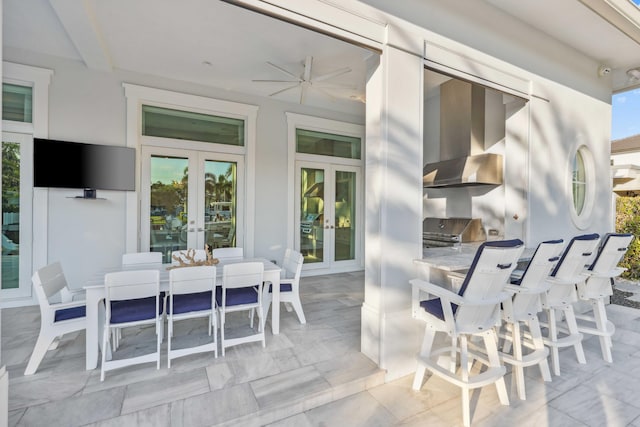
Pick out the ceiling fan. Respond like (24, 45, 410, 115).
(627, 67, 640, 85)
(252, 55, 353, 104)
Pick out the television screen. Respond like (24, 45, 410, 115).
(33, 138, 136, 191)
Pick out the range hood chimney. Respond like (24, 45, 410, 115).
(423, 79, 503, 188)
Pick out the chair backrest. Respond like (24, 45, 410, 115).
(512, 239, 564, 315)
(546, 233, 600, 303)
(105, 270, 160, 302)
(455, 239, 524, 329)
(588, 233, 634, 274)
(122, 252, 162, 266)
(213, 247, 243, 259)
(32, 262, 69, 310)
(171, 249, 208, 265)
(169, 265, 216, 295)
(222, 262, 264, 290)
(579, 233, 634, 298)
(282, 249, 304, 283)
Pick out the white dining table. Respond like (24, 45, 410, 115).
(83, 257, 281, 370)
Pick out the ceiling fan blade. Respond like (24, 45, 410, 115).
(303, 56, 313, 82)
(266, 62, 301, 81)
(252, 79, 299, 83)
(300, 84, 307, 104)
(314, 67, 352, 82)
(269, 84, 300, 97)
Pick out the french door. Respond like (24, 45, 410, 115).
(295, 161, 361, 272)
(141, 146, 244, 263)
(1, 132, 33, 299)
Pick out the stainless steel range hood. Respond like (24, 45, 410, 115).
(423, 79, 504, 188)
(423, 153, 503, 187)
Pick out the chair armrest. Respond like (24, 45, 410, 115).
(50, 300, 86, 310)
(410, 279, 465, 305)
(505, 283, 551, 295)
(588, 267, 627, 280)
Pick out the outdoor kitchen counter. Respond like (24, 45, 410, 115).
(416, 243, 535, 272)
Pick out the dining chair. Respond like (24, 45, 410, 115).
(217, 262, 265, 356)
(122, 251, 162, 267)
(24, 262, 86, 376)
(499, 239, 563, 400)
(411, 239, 524, 427)
(540, 233, 600, 376)
(101, 269, 162, 381)
(167, 266, 217, 367)
(212, 247, 243, 260)
(262, 248, 305, 330)
(170, 249, 209, 265)
(575, 233, 634, 363)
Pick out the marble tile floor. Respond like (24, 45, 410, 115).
(5, 272, 640, 426)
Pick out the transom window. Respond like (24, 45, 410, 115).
(142, 105, 244, 146)
(296, 128, 361, 159)
(2, 83, 33, 123)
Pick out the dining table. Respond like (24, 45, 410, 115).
(83, 256, 281, 370)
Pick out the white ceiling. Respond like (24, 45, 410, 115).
(4, 0, 640, 113)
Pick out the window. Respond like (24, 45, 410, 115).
(142, 105, 245, 146)
(2, 83, 33, 123)
(572, 150, 587, 215)
(296, 128, 361, 159)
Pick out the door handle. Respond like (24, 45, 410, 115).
(188, 228, 195, 232)
(197, 228, 204, 232)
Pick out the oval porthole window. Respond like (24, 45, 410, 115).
(570, 145, 594, 229)
(572, 150, 587, 215)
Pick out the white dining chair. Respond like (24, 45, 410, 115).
(101, 269, 162, 381)
(499, 239, 563, 400)
(575, 232, 634, 363)
(212, 247, 243, 260)
(262, 248, 305, 330)
(217, 262, 265, 356)
(24, 262, 86, 375)
(167, 266, 218, 367)
(411, 239, 524, 427)
(170, 249, 209, 265)
(540, 233, 600, 376)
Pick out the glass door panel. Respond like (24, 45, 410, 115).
(299, 167, 325, 264)
(1, 132, 33, 299)
(334, 170, 356, 261)
(149, 155, 189, 263)
(204, 160, 237, 249)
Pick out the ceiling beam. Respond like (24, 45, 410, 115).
(48, 0, 113, 71)
(578, 0, 640, 46)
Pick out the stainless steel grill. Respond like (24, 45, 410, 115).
(423, 217, 486, 248)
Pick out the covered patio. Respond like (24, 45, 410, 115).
(4, 272, 640, 426)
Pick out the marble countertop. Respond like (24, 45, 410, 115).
(415, 243, 534, 272)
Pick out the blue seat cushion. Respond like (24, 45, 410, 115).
(267, 283, 293, 293)
(216, 287, 258, 307)
(419, 298, 458, 321)
(110, 296, 162, 324)
(54, 305, 86, 322)
(168, 291, 212, 315)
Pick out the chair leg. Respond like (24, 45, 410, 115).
(529, 316, 552, 382)
(24, 330, 55, 375)
(100, 325, 110, 382)
(592, 299, 613, 363)
(511, 321, 526, 400)
(547, 308, 561, 376)
(563, 306, 586, 364)
(291, 296, 306, 324)
(220, 311, 226, 357)
(484, 329, 509, 406)
(462, 386, 471, 427)
(167, 316, 173, 369)
(156, 318, 161, 370)
(412, 325, 436, 391)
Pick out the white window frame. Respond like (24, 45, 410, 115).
(285, 112, 365, 264)
(123, 84, 258, 256)
(2, 62, 52, 307)
(569, 144, 596, 230)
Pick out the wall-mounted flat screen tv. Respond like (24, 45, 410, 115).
(33, 138, 136, 191)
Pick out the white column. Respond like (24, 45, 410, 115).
(361, 32, 425, 381)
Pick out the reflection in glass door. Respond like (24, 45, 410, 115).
(297, 162, 360, 270)
(142, 148, 243, 262)
(1, 132, 33, 299)
(148, 155, 189, 263)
